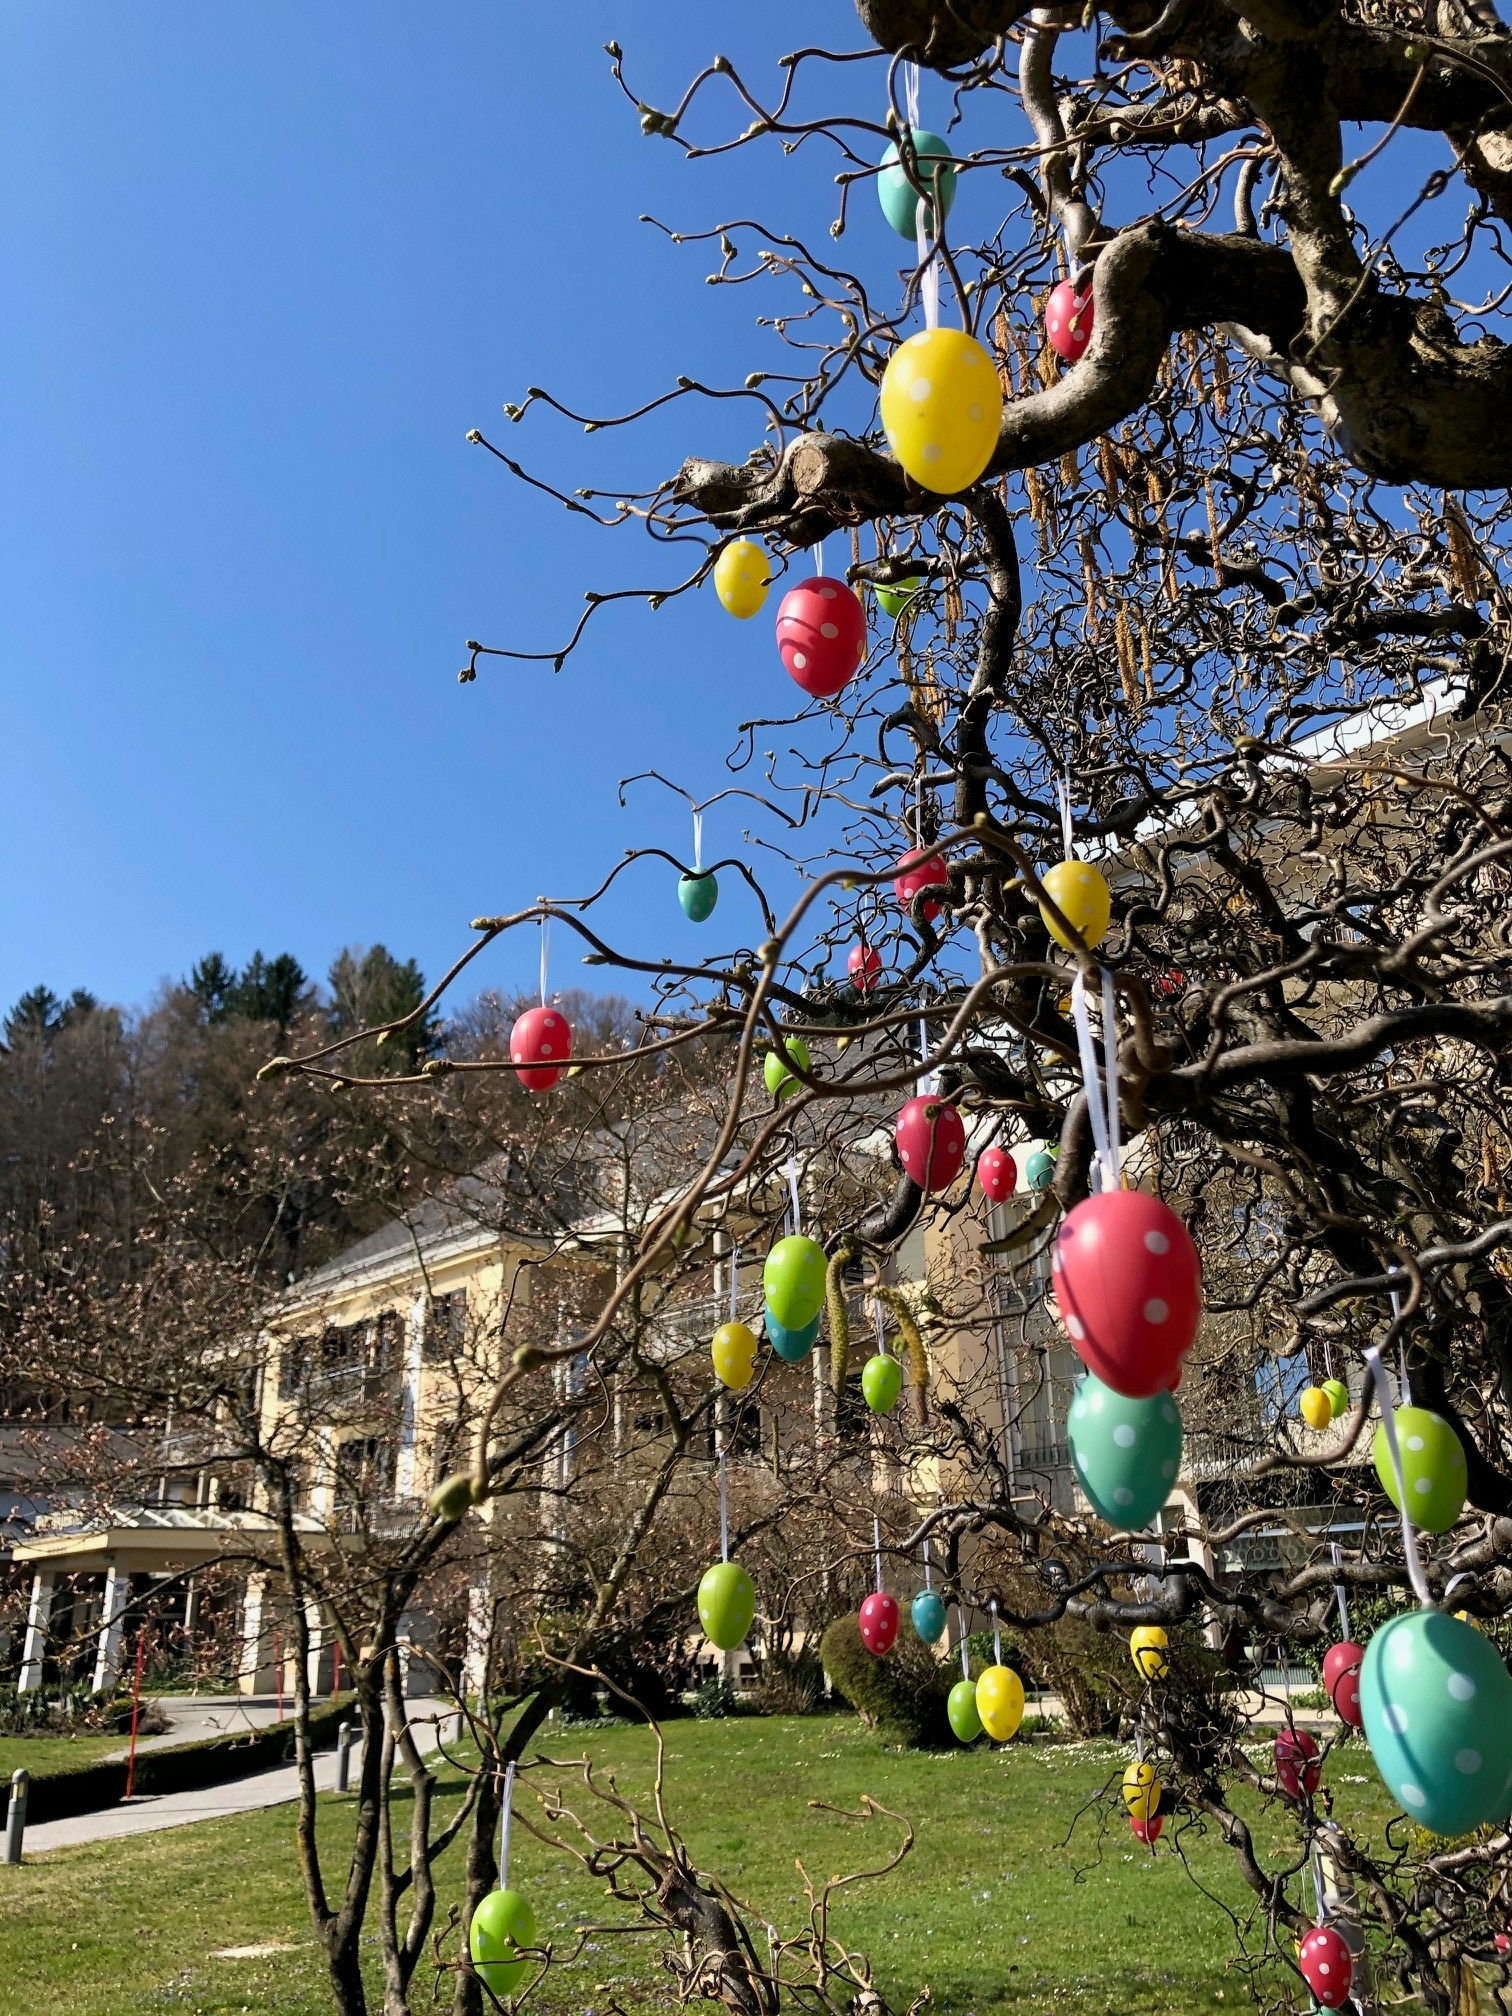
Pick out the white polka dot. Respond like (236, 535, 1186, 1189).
(921, 442, 941, 463)
(1089, 1387, 1104, 1413)
(908, 377, 932, 402)
(1453, 1446, 1465, 1467)
(541, 1043, 554, 1056)
(1113, 1487, 1134, 1506)
(1407, 1435, 1425, 1452)
(1382, 1704, 1410, 1734)
(1144, 1299, 1169, 1325)
(967, 402, 983, 422)
(1161, 1402, 1178, 1424)
(1317, 1963, 1331, 1976)
(819, 586, 836, 599)
(1400, 1782, 1427, 1807)
(1449, 1672, 1476, 1701)
(1144, 1230, 1170, 1255)
(1414, 1476, 1432, 1495)
(1052, 1250, 1063, 1274)
(1456, 1748, 1483, 1774)
(820, 622, 838, 639)
(1113, 1424, 1136, 1448)
(792, 651, 807, 669)
(1066, 1315, 1085, 1340)
(1162, 1459, 1177, 1478)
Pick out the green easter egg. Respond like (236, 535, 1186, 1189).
(1360, 1609, 1512, 1835)
(861, 1353, 903, 1414)
(764, 1034, 812, 1100)
(697, 1560, 756, 1652)
(875, 576, 922, 619)
(470, 1887, 537, 2000)
(764, 1235, 827, 1331)
(679, 872, 718, 922)
(948, 1676, 983, 1742)
(1067, 1375, 1182, 1530)
(878, 130, 958, 238)
(1373, 1406, 1467, 1534)
(1026, 1147, 1058, 1192)
(1321, 1377, 1349, 1419)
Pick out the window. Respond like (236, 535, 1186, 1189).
(375, 1309, 404, 1368)
(423, 1290, 468, 1364)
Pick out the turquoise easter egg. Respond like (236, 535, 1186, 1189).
(765, 1309, 821, 1363)
(679, 872, 718, 922)
(862, 1353, 903, 1414)
(764, 1034, 812, 1100)
(1373, 1407, 1467, 1534)
(947, 1676, 983, 1742)
(1067, 1375, 1182, 1530)
(875, 576, 922, 619)
(1026, 1147, 1058, 1192)
(911, 1590, 947, 1644)
(1359, 1609, 1512, 1835)
(763, 1236, 827, 1331)
(697, 1560, 757, 1652)
(878, 130, 958, 238)
(469, 1887, 537, 2000)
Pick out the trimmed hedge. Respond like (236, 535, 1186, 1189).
(2, 1693, 356, 1827)
(819, 1613, 953, 1747)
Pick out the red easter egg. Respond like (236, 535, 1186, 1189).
(775, 576, 867, 698)
(1299, 1926, 1353, 2009)
(1045, 280, 1094, 364)
(510, 1004, 574, 1093)
(1052, 1190, 1202, 1398)
(1322, 1640, 1364, 1728)
(977, 1146, 1018, 1203)
(1274, 1728, 1321, 1799)
(895, 1096, 967, 1193)
(1331, 1667, 1362, 1729)
(848, 942, 882, 992)
(1130, 1812, 1163, 1844)
(894, 849, 949, 921)
(859, 1591, 900, 1656)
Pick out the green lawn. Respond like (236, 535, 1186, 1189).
(0, 1712, 1394, 2016)
(0, 1733, 125, 1780)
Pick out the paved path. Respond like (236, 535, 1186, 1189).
(105, 1692, 304, 1760)
(22, 1697, 452, 1855)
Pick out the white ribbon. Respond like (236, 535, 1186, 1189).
(923, 1536, 932, 1589)
(719, 1432, 730, 1563)
(873, 1514, 884, 1594)
(991, 1598, 1002, 1666)
(874, 1302, 888, 1356)
(693, 808, 703, 874)
(917, 1014, 932, 1097)
(1364, 1341, 1434, 1609)
(1070, 972, 1120, 1194)
(539, 915, 550, 1007)
(728, 1241, 739, 1325)
(787, 1153, 802, 1236)
(1390, 1290, 1413, 1403)
(498, 1758, 516, 1889)
(958, 1605, 970, 1679)
(1329, 1541, 1352, 1641)
(813, 538, 826, 580)
(1057, 769, 1074, 856)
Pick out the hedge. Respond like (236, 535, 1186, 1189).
(2, 1693, 356, 1827)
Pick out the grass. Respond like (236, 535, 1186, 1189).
(0, 1733, 126, 1780)
(0, 1711, 1396, 2016)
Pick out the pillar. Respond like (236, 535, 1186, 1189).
(91, 1565, 129, 1694)
(238, 1572, 271, 1696)
(462, 1576, 493, 1700)
(18, 1572, 55, 1694)
(393, 1289, 428, 1501)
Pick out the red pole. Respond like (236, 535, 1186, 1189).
(331, 1637, 342, 1700)
(274, 1629, 284, 1721)
(123, 1626, 147, 1801)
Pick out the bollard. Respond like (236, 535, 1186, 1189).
(446, 1710, 463, 1746)
(335, 1721, 352, 1795)
(3, 1770, 28, 1865)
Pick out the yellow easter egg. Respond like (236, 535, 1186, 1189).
(713, 540, 771, 619)
(1037, 859, 1111, 952)
(1299, 1385, 1332, 1431)
(879, 328, 1004, 494)
(711, 1320, 759, 1391)
(1122, 1759, 1160, 1821)
(975, 1663, 1025, 1743)
(1130, 1626, 1169, 1681)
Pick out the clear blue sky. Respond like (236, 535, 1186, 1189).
(0, 2, 906, 1020)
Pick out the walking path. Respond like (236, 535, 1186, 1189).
(23, 1696, 451, 1854)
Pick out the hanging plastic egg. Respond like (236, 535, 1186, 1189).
(877, 130, 958, 238)
(894, 848, 949, 921)
(1322, 1377, 1349, 1418)
(1044, 280, 1094, 364)
(895, 1095, 967, 1193)
(1067, 1376, 1182, 1528)
(976, 1663, 1025, 1742)
(510, 1005, 574, 1093)
(1360, 1608, 1512, 1834)
(1323, 1640, 1365, 1730)
(875, 576, 923, 619)
(713, 539, 771, 619)
(469, 1887, 538, 2001)
(1299, 1385, 1333, 1431)
(1026, 1147, 1058, 1192)
(1299, 1926, 1353, 2010)
(862, 1353, 903, 1414)
(1053, 1191, 1203, 1399)
(1130, 1811, 1163, 1844)
(763, 1236, 827, 1331)
(711, 1321, 759, 1392)
(848, 941, 883, 992)
(859, 1591, 900, 1656)
(976, 1146, 1017, 1203)
(1038, 859, 1112, 952)
(764, 1034, 812, 1100)
(679, 871, 719, 922)
(775, 577, 867, 698)
(1373, 1406, 1467, 1533)
(698, 1560, 757, 1652)
(1122, 1759, 1160, 1821)
(948, 1676, 983, 1742)
(880, 328, 1004, 494)
(1130, 1626, 1169, 1681)
(911, 1589, 947, 1644)
(765, 1308, 821, 1364)
(1274, 1728, 1321, 1799)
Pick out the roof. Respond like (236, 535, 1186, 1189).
(12, 1505, 326, 1572)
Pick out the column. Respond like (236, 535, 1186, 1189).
(393, 1290, 428, 1500)
(18, 1572, 55, 1693)
(304, 1599, 327, 1695)
(91, 1564, 130, 1694)
(462, 1575, 493, 1699)
(238, 1572, 269, 1696)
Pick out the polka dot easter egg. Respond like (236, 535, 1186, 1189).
(1373, 1405, 1467, 1533)
(876, 130, 957, 238)
(894, 1095, 967, 1193)
(1359, 1608, 1512, 1835)
(469, 1888, 537, 2001)
(976, 1146, 1018, 1203)
(679, 871, 719, 922)
(911, 1589, 947, 1644)
(713, 539, 771, 619)
(976, 1663, 1025, 1743)
(764, 1034, 812, 1101)
(894, 848, 950, 921)
(880, 328, 1004, 494)
(1038, 859, 1112, 952)
(775, 576, 867, 698)
(764, 1308, 821, 1364)
(1053, 1190, 1203, 1398)
(859, 1590, 900, 1656)
(710, 1321, 759, 1392)
(861, 1352, 903, 1414)
(1299, 1926, 1353, 2009)
(1322, 1376, 1350, 1418)
(510, 1005, 573, 1092)
(1044, 279, 1094, 364)
(948, 1676, 984, 1742)
(874, 575, 923, 619)
(1299, 1385, 1333, 1431)
(763, 1235, 828, 1332)
(848, 941, 882, 992)
(698, 1561, 757, 1652)
(1026, 1146, 1058, 1192)
(1067, 1374, 1182, 1528)
(1274, 1728, 1321, 1799)
(1323, 1640, 1365, 1729)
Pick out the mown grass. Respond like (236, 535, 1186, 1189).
(0, 1711, 1395, 2016)
(0, 1733, 127, 1780)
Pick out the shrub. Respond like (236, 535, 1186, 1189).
(692, 1677, 738, 1719)
(818, 1613, 952, 1747)
(751, 1649, 823, 1717)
